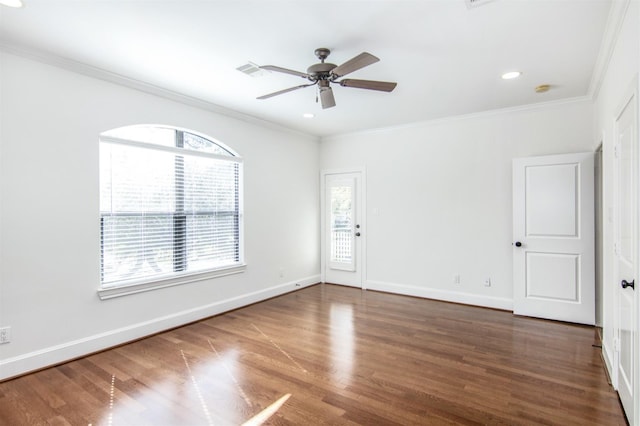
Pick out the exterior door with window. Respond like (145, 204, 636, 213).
(324, 172, 363, 287)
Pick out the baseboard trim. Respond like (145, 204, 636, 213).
(365, 280, 513, 311)
(0, 275, 320, 381)
(602, 340, 616, 388)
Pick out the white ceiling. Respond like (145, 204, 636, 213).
(0, 0, 613, 137)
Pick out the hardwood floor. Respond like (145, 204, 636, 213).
(0, 284, 627, 425)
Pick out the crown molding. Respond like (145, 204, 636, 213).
(322, 96, 592, 141)
(587, 0, 631, 100)
(0, 42, 319, 143)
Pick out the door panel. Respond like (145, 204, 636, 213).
(525, 163, 578, 237)
(615, 91, 637, 424)
(513, 152, 594, 325)
(324, 172, 363, 287)
(525, 252, 579, 301)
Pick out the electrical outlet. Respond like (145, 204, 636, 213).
(0, 326, 11, 344)
(453, 274, 460, 285)
(484, 278, 491, 287)
(279, 268, 285, 278)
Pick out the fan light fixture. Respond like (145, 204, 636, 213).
(501, 71, 522, 80)
(303, 113, 315, 118)
(0, 0, 23, 7)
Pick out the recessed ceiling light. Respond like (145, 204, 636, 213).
(0, 0, 24, 8)
(501, 71, 522, 80)
(303, 113, 315, 119)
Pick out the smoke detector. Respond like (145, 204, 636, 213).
(535, 84, 551, 93)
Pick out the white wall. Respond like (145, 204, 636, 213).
(594, 0, 639, 381)
(0, 52, 320, 380)
(0, 5, 631, 384)
(321, 100, 594, 309)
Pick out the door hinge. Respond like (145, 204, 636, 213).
(614, 242, 620, 256)
(614, 338, 620, 352)
(614, 144, 619, 159)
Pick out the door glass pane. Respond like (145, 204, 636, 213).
(330, 185, 353, 264)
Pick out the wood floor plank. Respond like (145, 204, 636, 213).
(0, 284, 628, 425)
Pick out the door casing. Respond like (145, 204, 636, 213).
(612, 78, 639, 425)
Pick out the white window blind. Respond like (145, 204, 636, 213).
(99, 126, 243, 289)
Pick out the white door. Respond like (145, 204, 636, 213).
(614, 91, 637, 424)
(513, 152, 595, 325)
(324, 172, 363, 287)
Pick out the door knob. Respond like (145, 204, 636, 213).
(355, 232, 361, 237)
(514, 241, 522, 247)
(621, 279, 635, 290)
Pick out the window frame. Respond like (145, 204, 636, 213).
(97, 126, 245, 300)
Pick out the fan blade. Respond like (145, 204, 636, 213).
(257, 83, 315, 100)
(331, 52, 379, 78)
(339, 79, 397, 92)
(319, 86, 336, 109)
(260, 65, 309, 79)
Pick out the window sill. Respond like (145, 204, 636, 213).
(97, 264, 247, 300)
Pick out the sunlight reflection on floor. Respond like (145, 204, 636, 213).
(242, 393, 292, 426)
(329, 303, 354, 386)
(95, 347, 292, 426)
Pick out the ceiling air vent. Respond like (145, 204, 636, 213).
(465, 0, 497, 9)
(236, 61, 268, 78)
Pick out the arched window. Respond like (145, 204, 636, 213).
(98, 125, 243, 297)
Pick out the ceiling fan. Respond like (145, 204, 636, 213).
(257, 48, 397, 109)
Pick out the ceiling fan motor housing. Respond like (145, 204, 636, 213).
(307, 62, 337, 79)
